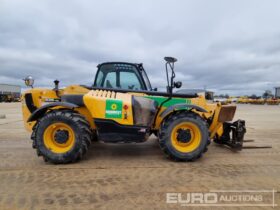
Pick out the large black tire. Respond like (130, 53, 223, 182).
(31, 110, 92, 164)
(159, 112, 210, 161)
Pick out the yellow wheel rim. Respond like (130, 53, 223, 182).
(43, 122, 75, 154)
(171, 122, 201, 153)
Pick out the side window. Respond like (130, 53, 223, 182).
(104, 72, 117, 88)
(120, 71, 143, 90)
(141, 70, 152, 90)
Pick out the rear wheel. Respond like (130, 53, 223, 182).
(159, 112, 209, 161)
(32, 110, 92, 164)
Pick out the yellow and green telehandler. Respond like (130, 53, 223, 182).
(21, 57, 246, 164)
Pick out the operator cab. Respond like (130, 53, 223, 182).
(94, 62, 153, 91)
(92, 59, 197, 99)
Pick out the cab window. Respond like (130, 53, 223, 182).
(94, 63, 146, 90)
(103, 71, 117, 88)
(95, 71, 104, 87)
(120, 71, 142, 90)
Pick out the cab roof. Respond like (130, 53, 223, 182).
(97, 62, 141, 68)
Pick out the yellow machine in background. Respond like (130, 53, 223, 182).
(250, 98, 266, 105)
(21, 57, 246, 164)
(266, 98, 280, 105)
(237, 97, 249, 104)
(237, 97, 280, 105)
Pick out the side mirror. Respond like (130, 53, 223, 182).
(23, 76, 34, 88)
(174, 81, 182, 88)
(153, 87, 158, 91)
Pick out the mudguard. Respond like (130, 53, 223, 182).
(160, 103, 207, 119)
(27, 102, 79, 122)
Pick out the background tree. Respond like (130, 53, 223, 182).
(262, 90, 273, 99)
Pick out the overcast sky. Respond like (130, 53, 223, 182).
(1, 0, 280, 95)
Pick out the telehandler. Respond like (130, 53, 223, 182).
(22, 57, 246, 164)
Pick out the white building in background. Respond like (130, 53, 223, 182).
(0, 84, 21, 102)
(275, 87, 280, 98)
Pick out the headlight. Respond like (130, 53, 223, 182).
(23, 76, 34, 88)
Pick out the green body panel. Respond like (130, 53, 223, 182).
(144, 96, 191, 107)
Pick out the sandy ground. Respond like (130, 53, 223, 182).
(0, 103, 279, 210)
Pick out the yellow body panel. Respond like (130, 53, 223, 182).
(209, 104, 223, 139)
(22, 88, 58, 131)
(74, 107, 96, 128)
(84, 90, 134, 125)
(22, 85, 90, 131)
(22, 103, 35, 132)
(62, 85, 90, 95)
(22, 85, 230, 141)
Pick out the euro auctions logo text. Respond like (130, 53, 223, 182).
(166, 190, 277, 207)
(167, 192, 218, 205)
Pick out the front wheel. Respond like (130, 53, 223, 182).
(32, 110, 92, 164)
(159, 112, 209, 161)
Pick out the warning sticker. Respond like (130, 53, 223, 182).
(105, 99, 123, 119)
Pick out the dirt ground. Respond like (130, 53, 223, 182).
(0, 103, 279, 210)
